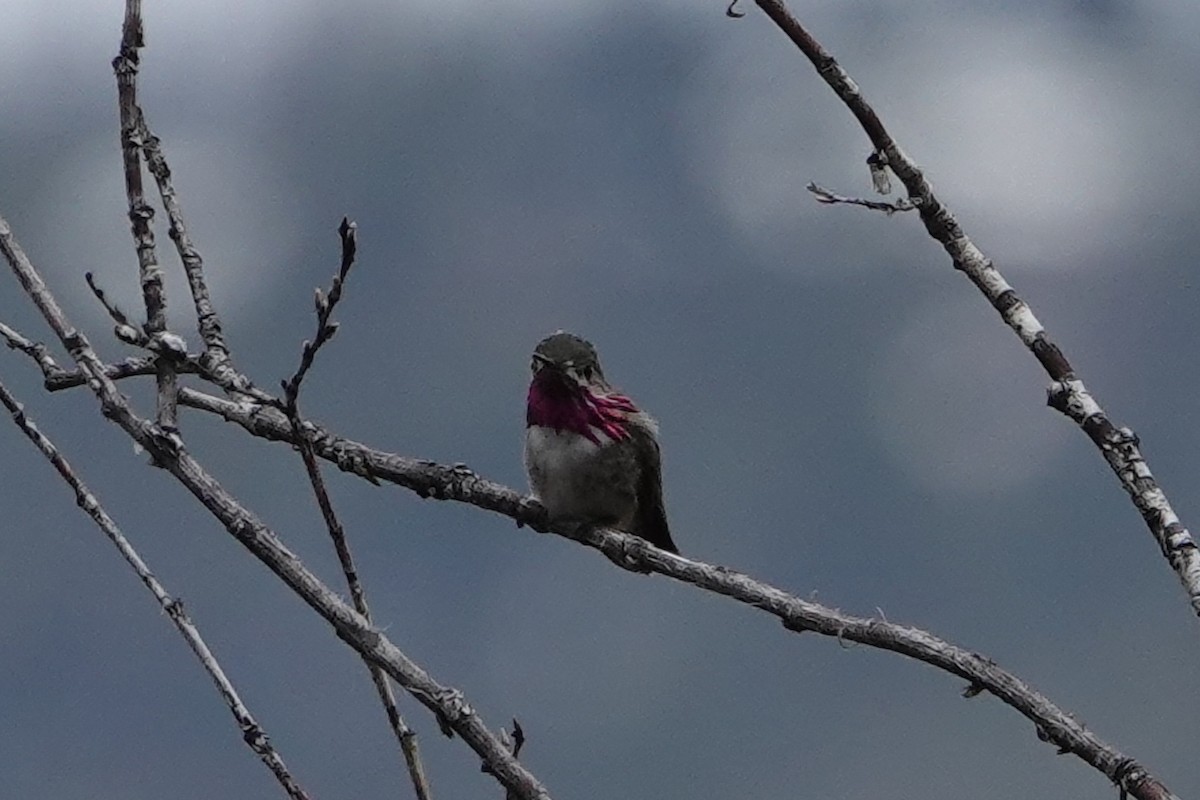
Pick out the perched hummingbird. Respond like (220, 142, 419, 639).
(524, 332, 679, 554)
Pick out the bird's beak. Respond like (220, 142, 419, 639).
(535, 354, 573, 374)
(531, 355, 572, 384)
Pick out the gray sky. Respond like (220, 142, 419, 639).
(3, 1, 1200, 798)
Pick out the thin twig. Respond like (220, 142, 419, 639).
(281, 218, 437, 800)
(84, 271, 139, 334)
(173, 385, 1174, 800)
(0, 376, 312, 800)
(806, 182, 914, 215)
(0, 321, 61, 378)
(751, 0, 1200, 627)
(0, 320, 254, 397)
(2, 307, 271, 406)
(112, 1, 257, 407)
(84, 270, 190, 368)
(113, 0, 177, 429)
(281, 218, 356, 401)
(2, 320, 199, 389)
(14, 324, 272, 404)
(0, 212, 551, 800)
(45, 355, 201, 390)
(136, 112, 262, 402)
(135, 117, 233, 373)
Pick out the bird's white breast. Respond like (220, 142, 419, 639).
(524, 425, 603, 476)
(524, 425, 610, 516)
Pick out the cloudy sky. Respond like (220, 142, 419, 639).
(3, 1, 1200, 798)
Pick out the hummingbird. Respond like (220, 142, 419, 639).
(524, 331, 679, 554)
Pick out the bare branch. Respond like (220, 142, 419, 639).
(2, 321, 209, 391)
(1, 306, 274, 405)
(113, 1, 160, 333)
(280, 217, 437, 799)
(0, 376, 312, 800)
(806, 182, 914, 215)
(174, 386, 1173, 800)
(84, 271, 140, 336)
(189, 356, 278, 406)
(136, 117, 232, 370)
(48, 356, 202, 390)
(127, 44, 264, 405)
(0, 212, 552, 800)
(752, 0, 1200, 626)
(131, 111, 263, 403)
(82, 270, 189, 375)
(180, 388, 532, 510)
(44, 344, 271, 403)
(0, 323, 257, 401)
(0, 321, 61, 380)
(281, 217, 357, 401)
(113, 0, 337, 414)
(113, 0, 177, 430)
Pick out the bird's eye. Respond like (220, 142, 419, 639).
(531, 358, 541, 373)
(580, 365, 593, 380)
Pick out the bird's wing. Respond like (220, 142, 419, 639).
(627, 423, 678, 554)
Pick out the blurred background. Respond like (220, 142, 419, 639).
(2, 1, 1199, 798)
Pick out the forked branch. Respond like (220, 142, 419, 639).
(0, 214, 553, 800)
(752, 0, 1200, 622)
(113, 0, 178, 430)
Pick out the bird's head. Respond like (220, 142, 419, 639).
(526, 331, 636, 441)
(529, 331, 608, 392)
